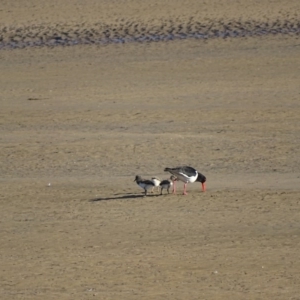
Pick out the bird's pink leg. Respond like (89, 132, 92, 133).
(202, 182, 206, 192)
(183, 183, 188, 195)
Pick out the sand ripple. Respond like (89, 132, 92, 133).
(1, 17, 300, 49)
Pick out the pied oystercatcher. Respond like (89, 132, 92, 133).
(159, 175, 177, 195)
(164, 166, 206, 195)
(134, 175, 155, 195)
(151, 177, 161, 193)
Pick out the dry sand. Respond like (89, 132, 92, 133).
(1, 1, 300, 299)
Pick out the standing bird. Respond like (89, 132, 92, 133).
(151, 176, 161, 193)
(164, 166, 206, 195)
(159, 175, 177, 195)
(134, 175, 155, 196)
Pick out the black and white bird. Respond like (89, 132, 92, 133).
(151, 177, 161, 193)
(159, 175, 177, 195)
(164, 166, 206, 195)
(134, 175, 155, 195)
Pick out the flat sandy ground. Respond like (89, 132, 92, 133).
(1, 1, 300, 299)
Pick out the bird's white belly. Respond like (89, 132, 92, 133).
(151, 178, 161, 187)
(176, 173, 197, 183)
(138, 182, 153, 190)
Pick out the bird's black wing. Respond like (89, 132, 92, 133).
(160, 179, 170, 185)
(142, 180, 155, 186)
(178, 166, 197, 177)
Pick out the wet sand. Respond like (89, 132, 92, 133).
(1, 1, 300, 299)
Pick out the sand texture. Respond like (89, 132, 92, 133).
(1, 1, 300, 299)
(1, 0, 300, 48)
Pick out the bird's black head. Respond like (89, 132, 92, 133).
(196, 173, 206, 192)
(196, 173, 206, 183)
(134, 175, 142, 182)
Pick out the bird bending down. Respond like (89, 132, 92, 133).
(151, 177, 161, 193)
(159, 175, 177, 195)
(134, 175, 155, 196)
(164, 166, 206, 195)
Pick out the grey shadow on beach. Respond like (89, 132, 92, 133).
(90, 193, 161, 202)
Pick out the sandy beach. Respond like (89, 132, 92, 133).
(1, 1, 300, 299)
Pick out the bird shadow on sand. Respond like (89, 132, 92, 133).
(90, 193, 161, 202)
